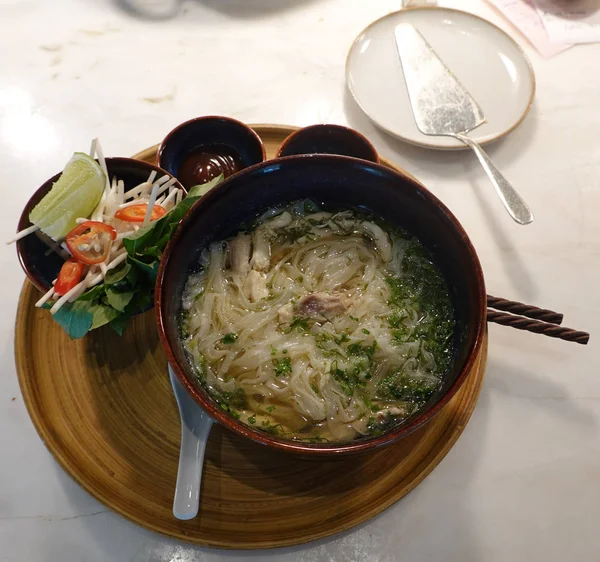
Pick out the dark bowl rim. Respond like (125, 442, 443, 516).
(155, 153, 487, 455)
(276, 123, 380, 164)
(157, 115, 267, 174)
(16, 156, 185, 295)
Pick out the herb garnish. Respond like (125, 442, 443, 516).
(287, 316, 310, 332)
(221, 332, 238, 344)
(46, 177, 222, 339)
(273, 357, 292, 376)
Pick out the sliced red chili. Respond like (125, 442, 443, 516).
(114, 204, 167, 223)
(55, 259, 85, 296)
(66, 221, 117, 265)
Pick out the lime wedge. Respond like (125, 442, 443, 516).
(29, 152, 106, 241)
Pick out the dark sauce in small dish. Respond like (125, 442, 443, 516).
(177, 145, 243, 188)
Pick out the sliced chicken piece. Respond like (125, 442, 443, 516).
(250, 230, 271, 271)
(375, 405, 407, 423)
(229, 234, 251, 273)
(266, 211, 292, 230)
(360, 221, 392, 262)
(305, 212, 332, 224)
(296, 292, 350, 319)
(277, 302, 294, 324)
(244, 270, 269, 302)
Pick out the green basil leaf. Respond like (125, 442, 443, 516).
(127, 256, 159, 281)
(90, 304, 121, 330)
(110, 314, 129, 336)
(186, 176, 222, 198)
(48, 301, 94, 339)
(126, 287, 153, 314)
(123, 175, 222, 256)
(76, 285, 105, 302)
(106, 289, 134, 312)
(104, 263, 131, 285)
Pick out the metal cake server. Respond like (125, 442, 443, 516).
(394, 23, 534, 225)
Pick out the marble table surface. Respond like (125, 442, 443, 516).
(1, 0, 599, 560)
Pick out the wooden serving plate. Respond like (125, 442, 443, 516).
(15, 124, 487, 549)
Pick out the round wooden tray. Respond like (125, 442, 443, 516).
(15, 124, 488, 549)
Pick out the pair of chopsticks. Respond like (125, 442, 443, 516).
(487, 295, 589, 345)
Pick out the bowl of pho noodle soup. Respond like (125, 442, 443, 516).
(156, 156, 486, 455)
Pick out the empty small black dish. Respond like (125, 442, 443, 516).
(277, 124, 379, 163)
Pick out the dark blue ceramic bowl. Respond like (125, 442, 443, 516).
(277, 124, 379, 163)
(158, 116, 266, 188)
(157, 154, 487, 456)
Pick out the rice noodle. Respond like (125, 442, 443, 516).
(182, 203, 455, 443)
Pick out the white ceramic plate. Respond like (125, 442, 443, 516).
(346, 7, 536, 150)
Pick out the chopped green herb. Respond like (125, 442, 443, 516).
(282, 221, 313, 243)
(330, 360, 367, 396)
(347, 341, 377, 358)
(266, 405, 276, 413)
(366, 416, 384, 437)
(388, 312, 406, 328)
(248, 416, 256, 425)
(289, 316, 310, 332)
(221, 332, 238, 344)
(349, 315, 359, 322)
(273, 357, 292, 377)
(362, 328, 371, 335)
(334, 333, 350, 345)
(259, 420, 283, 435)
(271, 346, 277, 356)
(299, 435, 331, 444)
(212, 387, 248, 410)
(391, 325, 411, 343)
(189, 354, 207, 383)
(377, 369, 437, 405)
(385, 243, 455, 375)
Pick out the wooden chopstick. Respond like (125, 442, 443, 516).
(487, 310, 589, 345)
(487, 294, 563, 325)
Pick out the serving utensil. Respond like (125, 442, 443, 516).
(168, 363, 213, 520)
(394, 23, 534, 225)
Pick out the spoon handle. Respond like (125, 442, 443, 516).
(453, 132, 534, 225)
(168, 364, 213, 520)
(173, 409, 213, 520)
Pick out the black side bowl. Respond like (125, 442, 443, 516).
(157, 116, 266, 186)
(16, 157, 184, 294)
(277, 123, 379, 163)
(157, 155, 487, 456)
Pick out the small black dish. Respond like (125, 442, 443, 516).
(16, 157, 184, 294)
(158, 116, 266, 189)
(277, 124, 379, 163)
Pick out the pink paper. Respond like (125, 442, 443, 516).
(487, 0, 572, 57)
(533, 0, 600, 44)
